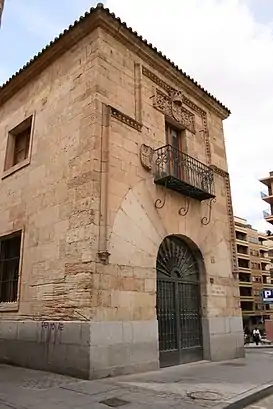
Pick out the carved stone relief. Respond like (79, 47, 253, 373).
(142, 66, 212, 164)
(154, 89, 195, 133)
(140, 144, 154, 171)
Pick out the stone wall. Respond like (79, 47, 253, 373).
(0, 30, 101, 321)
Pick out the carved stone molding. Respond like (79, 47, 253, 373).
(143, 66, 173, 94)
(98, 250, 111, 265)
(142, 66, 211, 164)
(210, 165, 238, 274)
(109, 106, 142, 132)
(143, 66, 206, 116)
(154, 89, 195, 133)
(140, 144, 154, 171)
(210, 165, 228, 178)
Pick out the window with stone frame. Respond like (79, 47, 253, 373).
(4, 116, 32, 171)
(0, 232, 22, 303)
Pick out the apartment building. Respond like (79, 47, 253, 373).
(234, 216, 273, 331)
(0, 4, 244, 379)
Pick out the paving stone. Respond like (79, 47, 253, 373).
(1, 352, 273, 409)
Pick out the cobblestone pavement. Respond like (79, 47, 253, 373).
(1, 350, 273, 408)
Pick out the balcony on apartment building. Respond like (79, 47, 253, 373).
(153, 145, 215, 201)
(268, 269, 273, 285)
(235, 230, 248, 246)
(236, 244, 249, 260)
(239, 272, 252, 286)
(241, 301, 255, 314)
(260, 249, 269, 261)
(261, 262, 269, 272)
(260, 172, 273, 224)
(260, 172, 273, 191)
(260, 190, 273, 205)
(262, 210, 273, 225)
(262, 274, 270, 284)
(238, 257, 250, 271)
(239, 286, 253, 301)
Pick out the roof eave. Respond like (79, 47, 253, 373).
(0, 5, 230, 118)
(0, 9, 102, 107)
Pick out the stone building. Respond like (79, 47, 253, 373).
(234, 216, 273, 331)
(0, 4, 244, 379)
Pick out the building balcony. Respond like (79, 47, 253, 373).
(260, 173, 273, 188)
(240, 296, 254, 302)
(263, 211, 273, 225)
(260, 254, 270, 262)
(263, 282, 272, 287)
(238, 266, 251, 272)
(239, 281, 252, 287)
(237, 252, 249, 260)
(235, 238, 249, 247)
(261, 193, 273, 205)
(153, 145, 215, 201)
(243, 311, 262, 316)
(235, 226, 247, 234)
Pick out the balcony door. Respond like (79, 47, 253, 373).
(165, 124, 183, 179)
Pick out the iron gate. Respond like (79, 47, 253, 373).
(156, 235, 203, 367)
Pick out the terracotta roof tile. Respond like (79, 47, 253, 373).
(0, 3, 230, 114)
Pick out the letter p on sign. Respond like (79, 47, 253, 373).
(265, 290, 272, 299)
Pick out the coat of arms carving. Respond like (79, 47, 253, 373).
(140, 144, 154, 171)
(154, 89, 195, 133)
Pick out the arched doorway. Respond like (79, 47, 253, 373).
(156, 235, 203, 367)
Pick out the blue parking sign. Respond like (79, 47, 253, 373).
(262, 289, 273, 303)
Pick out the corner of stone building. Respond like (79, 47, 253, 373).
(88, 319, 160, 379)
(202, 316, 245, 362)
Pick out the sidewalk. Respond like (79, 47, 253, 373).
(0, 350, 273, 409)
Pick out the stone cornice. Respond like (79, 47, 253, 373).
(109, 106, 142, 131)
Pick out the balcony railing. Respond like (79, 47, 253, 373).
(153, 145, 215, 201)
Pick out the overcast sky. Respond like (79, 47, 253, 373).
(1, 0, 273, 233)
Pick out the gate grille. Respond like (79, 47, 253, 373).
(156, 235, 203, 367)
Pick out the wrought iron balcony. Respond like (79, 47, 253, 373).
(153, 145, 215, 201)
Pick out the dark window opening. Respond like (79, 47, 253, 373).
(239, 273, 251, 282)
(238, 258, 250, 269)
(4, 116, 32, 171)
(236, 231, 247, 241)
(0, 233, 21, 303)
(241, 301, 253, 311)
(237, 245, 248, 255)
(13, 128, 30, 166)
(240, 287, 252, 297)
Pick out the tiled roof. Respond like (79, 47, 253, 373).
(0, 3, 230, 114)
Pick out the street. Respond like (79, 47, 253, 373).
(1, 350, 273, 408)
(247, 395, 273, 409)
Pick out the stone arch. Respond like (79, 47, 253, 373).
(156, 234, 205, 367)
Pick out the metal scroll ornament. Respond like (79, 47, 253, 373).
(201, 198, 216, 225)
